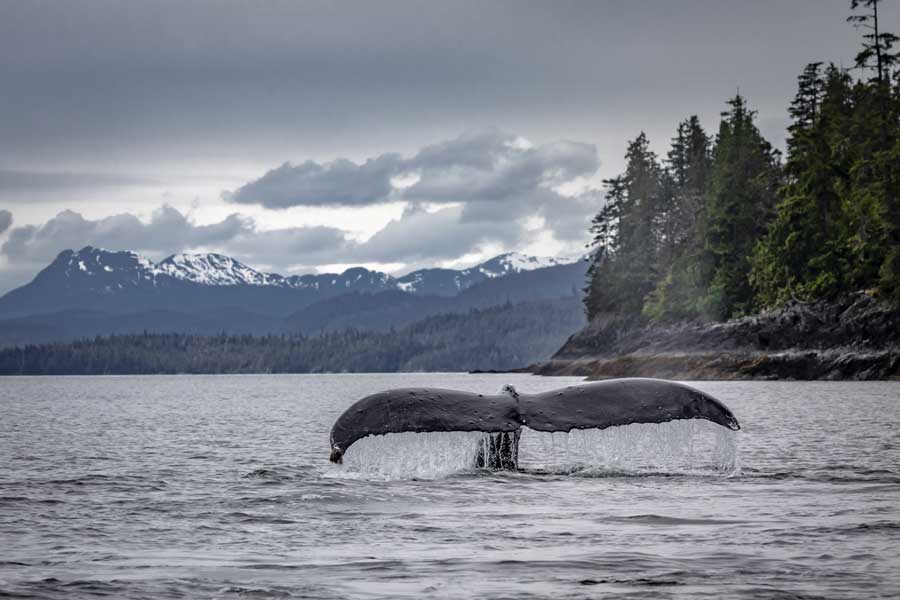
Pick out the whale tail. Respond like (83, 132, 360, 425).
(328, 378, 740, 469)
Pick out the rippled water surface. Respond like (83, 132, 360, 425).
(2, 374, 899, 599)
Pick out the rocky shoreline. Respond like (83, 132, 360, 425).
(530, 292, 900, 380)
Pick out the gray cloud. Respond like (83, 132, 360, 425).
(226, 226, 351, 268)
(348, 205, 523, 264)
(228, 154, 402, 208)
(228, 129, 601, 247)
(0, 1, 861, 178)
(538, 191, 603, 243)
(230, 130, 597, 210)
(226, 204, 526, 268)
(223, 200, 548, 269)
(404, 131, 597, 205)
(0, 210, 11, 234)
(1, 206, 253, 265)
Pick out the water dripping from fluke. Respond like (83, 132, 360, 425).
(519, 420, 739, 477)
(335, 421, 739, 480)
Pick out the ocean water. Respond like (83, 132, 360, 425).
(1, 374, 898, 599)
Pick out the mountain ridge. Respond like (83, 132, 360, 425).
(43, 246, 567, 289)
(0, 246, 577, 319)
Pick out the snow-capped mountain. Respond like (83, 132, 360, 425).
(154, 253, 282, 287)
(32, 247, 396, 292)
(31, 247, 567, 293)
(394, 253, 566, 295)
(0, 246, 580, 320)
(473, 252, 565, 278)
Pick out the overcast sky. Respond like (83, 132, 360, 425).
(0, 0, 880, 293)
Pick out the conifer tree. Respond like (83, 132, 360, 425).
(751, 65, 855, 306)
(642, 117, 713, 320)
(667, 116, 712, 249)
(584, 176, 625, 319)
(847, 0, 900, 86)
(584, 134, 666, 318)
(845, 0, 900, 298)
(704, 95, 782, 318)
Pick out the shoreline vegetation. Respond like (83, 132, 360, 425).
(542, 2, 900, 380)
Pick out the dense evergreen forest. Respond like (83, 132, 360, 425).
(0, 298, 584, 375)
(585, 0, 900, 323)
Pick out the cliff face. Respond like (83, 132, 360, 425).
(533, 293, 900, 380)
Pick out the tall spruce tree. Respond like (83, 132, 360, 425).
(842, 77, 900, 296)
(584, 175, 625, 319)
(750, 65, 855, 307)
(847, 0, 900, 86)
(584, 134, 666, 319)
(667, 116, 712, 250)
(845, 0, 900, 298)
(704, 95, 782, 318)
(619, 133, 664, 298)
(642, 117, 714, 320)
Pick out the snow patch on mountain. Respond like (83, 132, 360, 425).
(155, 253, 281, 286)
(396, 273, 424, 292)
(474, 252, 564, 278)
(52, 246, 573, 295)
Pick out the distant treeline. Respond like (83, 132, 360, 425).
(0, 298, 584, 375)
(586, 0, 900, 322)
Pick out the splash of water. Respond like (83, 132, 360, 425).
(339, 420, 739, 480)
(519, 419, 739, 475)
(341, 431, 488, 479)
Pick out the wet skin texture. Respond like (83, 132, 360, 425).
(329, 378, 741, 467)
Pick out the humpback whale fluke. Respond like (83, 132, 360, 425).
(328, 378, 740, 467)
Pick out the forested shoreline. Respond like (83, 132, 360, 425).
(0, 299, 584, 375)
(584, 0, 900, 323)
